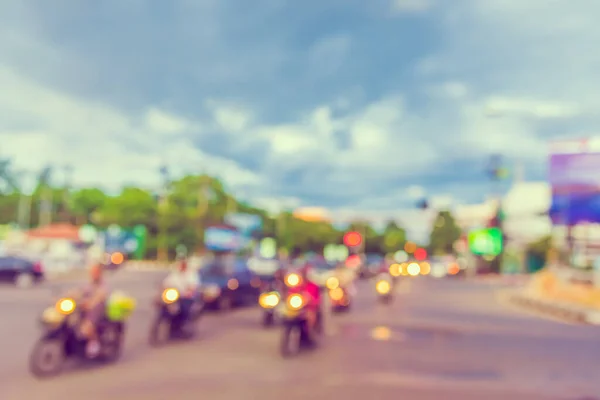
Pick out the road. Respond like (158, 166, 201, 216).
(0, 271, 599, 400)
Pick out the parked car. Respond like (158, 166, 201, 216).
(0, 256, 44, 287)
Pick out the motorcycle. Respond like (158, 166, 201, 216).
(325, 276, 351, 312)
(259, 290, 280, 326)
(29, 291, 135, 378)
(278, 272, 323, 357)
(148, 287, 204, 346)
(375, 275, 393, 304)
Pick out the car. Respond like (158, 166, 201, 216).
(0, 256, 44, 288)
(199, 258, 260, 311)
(359, 254, 383, 279)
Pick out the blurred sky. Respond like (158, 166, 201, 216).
(1, 0, 599, 227)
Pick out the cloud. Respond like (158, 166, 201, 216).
(0, 65, 261, 193)
(2, 0, 600, 221)
(206, 101, 253, 133)
(145, 108, 190, 134)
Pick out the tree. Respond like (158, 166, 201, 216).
(428, 210, 462, 255)
(381, 221, 406, 254)
(0, 171, 394, 258)
(70, 188, 108, 223)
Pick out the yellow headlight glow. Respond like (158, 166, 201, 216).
(376, 280, 391, 294)
(285, 273, 301, 287)
(56, 298, 76, 314)
(326, 277, 340, 290)
(259, 292, 280, 308)
(329, 287, 344, 301)
(162, 288, 179, 304)
(287, 294, 304, 309)
(407, 263, 420, 276)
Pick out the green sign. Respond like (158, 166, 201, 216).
(468, 228, 502, 256)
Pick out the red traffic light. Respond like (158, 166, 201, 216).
(414, 248, 427, 261)
(343, 231, 362, 247)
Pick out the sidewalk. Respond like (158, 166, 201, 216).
(507, 269, 600, 325)
(509, 291, 600, 324)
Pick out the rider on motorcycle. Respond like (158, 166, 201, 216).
(66, 263, 109, 357)
(287, 262, 321, 334)
(162, 258, 200, 321)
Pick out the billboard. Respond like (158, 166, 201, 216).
(549, 138, 600, 225)
(224, 213, 262, 236)
(204, 226, 243, 252)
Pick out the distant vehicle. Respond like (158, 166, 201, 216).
(199, 258, 260, 310)
(359, 254, 383, 279)
(430, 255, 461, 278)
(0, 256, 44, 288)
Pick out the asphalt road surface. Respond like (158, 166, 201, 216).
(0, 271, 599, 400)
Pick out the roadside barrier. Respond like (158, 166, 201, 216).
(509, 268, 600, 324)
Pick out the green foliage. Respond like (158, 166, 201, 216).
(0, 172, 411, 258)
(428, 210, 462, 255)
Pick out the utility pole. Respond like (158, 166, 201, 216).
(38, 166, 53, 227)
(157, 165, 169, 262)
(61, 165, 73, 222)
(15, 170, 31, 230)
(487, 154, 508, 274)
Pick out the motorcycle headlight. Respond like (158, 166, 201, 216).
(329, 287, 344, 301)
(162, 288, 179, 304)
(56, 298, 76, 315)
(285, 273, 301, 287)
(259, 292, 280, 308)
(326, 277, 340, 290)
(376, 280, 391, 294)
(287, 294, 304, 310)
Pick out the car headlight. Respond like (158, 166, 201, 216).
(259, 292, 280, 308)
(56, 298, 76, 315)
(162, 288, 179, 304)
(287, 294, 304, 310)
(376, 280, 391, 294)
(326, 277, 340, 290)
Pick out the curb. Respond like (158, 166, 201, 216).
(509, 293, 600, 325)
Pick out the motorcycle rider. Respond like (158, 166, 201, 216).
(162, 258, 201, 322)
(287, 262, 322, 336)
(66, 262, 109, 357)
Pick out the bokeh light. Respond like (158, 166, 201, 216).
(407, 262, 420, 276)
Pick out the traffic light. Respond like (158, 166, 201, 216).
(414, 248, 427, 261)
(343, 231, 362, 247)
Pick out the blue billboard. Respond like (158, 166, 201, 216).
(204, 226, 243, 252)
(224, 213, 262, 236)
(549, 141, 600, 225)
